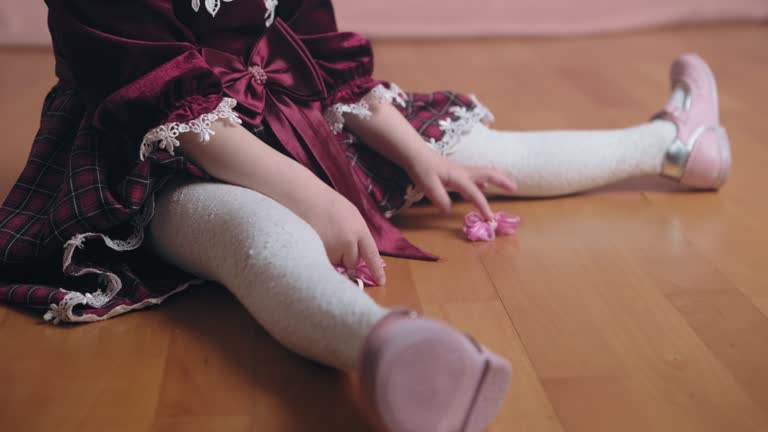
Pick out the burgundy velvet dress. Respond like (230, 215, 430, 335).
(0, 0, 493, 323)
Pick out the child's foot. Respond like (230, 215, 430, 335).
(653, 53, 731, 189)
(360, 310, 512, 432)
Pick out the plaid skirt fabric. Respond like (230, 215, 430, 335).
(0, 83, 491, 324)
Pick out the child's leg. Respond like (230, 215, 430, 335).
(149, 179, 513, 432)
(148, 180, 386, 370)
(449, 120, 676, 197)
(448, 54, 730, 196)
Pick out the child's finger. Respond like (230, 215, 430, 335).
(419, 174, 452, 213)
(471, 167, 517, 193)
(487, 172, 517, 193)
(340, 243, 360, 273)
(358, 234, 386, 286)
(454, 177, 495, 220)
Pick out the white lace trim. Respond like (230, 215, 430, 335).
(426, 95, 495, 156)
(139, 97, 241, 161)
(324, 83, 408, 134)
(264, 0, 278, 27)
(44, 280, 203, 325)
(191, 0, 278, 26)
(44, 194, 204, 324)
(191, 0, 235, 17)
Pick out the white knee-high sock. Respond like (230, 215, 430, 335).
(448, 120, 676, 197)
(148, 180, 387, 370)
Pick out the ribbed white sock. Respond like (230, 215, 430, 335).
(148, 180, 387, 370)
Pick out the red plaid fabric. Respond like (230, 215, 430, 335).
(0, 86, 485, 323)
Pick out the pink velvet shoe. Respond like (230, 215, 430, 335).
(360, 310, 512, 432)
(653, 53, 731, 189)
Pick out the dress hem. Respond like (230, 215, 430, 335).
(44, 193, 206, 324)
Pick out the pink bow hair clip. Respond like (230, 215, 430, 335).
(335, 259, 387, 289)
(463, 211, 521, 242)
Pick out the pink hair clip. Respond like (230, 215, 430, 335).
(335, 259, 387, 289)
(463, 211, 521, 242)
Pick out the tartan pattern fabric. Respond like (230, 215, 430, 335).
(0, 85, 487, 323)
(402, 91, 478, 145)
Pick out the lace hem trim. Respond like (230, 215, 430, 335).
(427, 95, 495, 156)
(139, 97, 242, 161)
(324, 83, 408, 134)
(44, 194, 203, 324)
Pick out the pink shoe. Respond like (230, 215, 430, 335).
(653, 53, 731, 189)
(360, 310, 512, 432)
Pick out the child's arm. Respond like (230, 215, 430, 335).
(343, 101, 516, 221)
(177, 121, 386, 285)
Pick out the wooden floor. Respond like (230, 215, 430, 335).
(1, 24, 768, 432)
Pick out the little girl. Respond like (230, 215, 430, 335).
(0, 1, 730, 431)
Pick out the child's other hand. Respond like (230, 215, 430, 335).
(406, 151, 516, 220)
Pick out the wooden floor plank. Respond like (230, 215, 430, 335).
(395, 205, 566, 431)
(480, 196, 768, 431)
(150, 288, 380, 431)
(0, 311, 171, 432)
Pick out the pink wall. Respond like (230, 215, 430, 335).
(0, 2, 50, 45)
(334, 0, 768, 37)
(1, 0, 767, 45)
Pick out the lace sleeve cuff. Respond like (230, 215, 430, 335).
(323, 83, 408, 134)
(139, 97, 242, 161)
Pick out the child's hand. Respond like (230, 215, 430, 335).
(406, 151, 516, 220)
(299, 186, 387, 286)
(341, 101, 515, 220)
